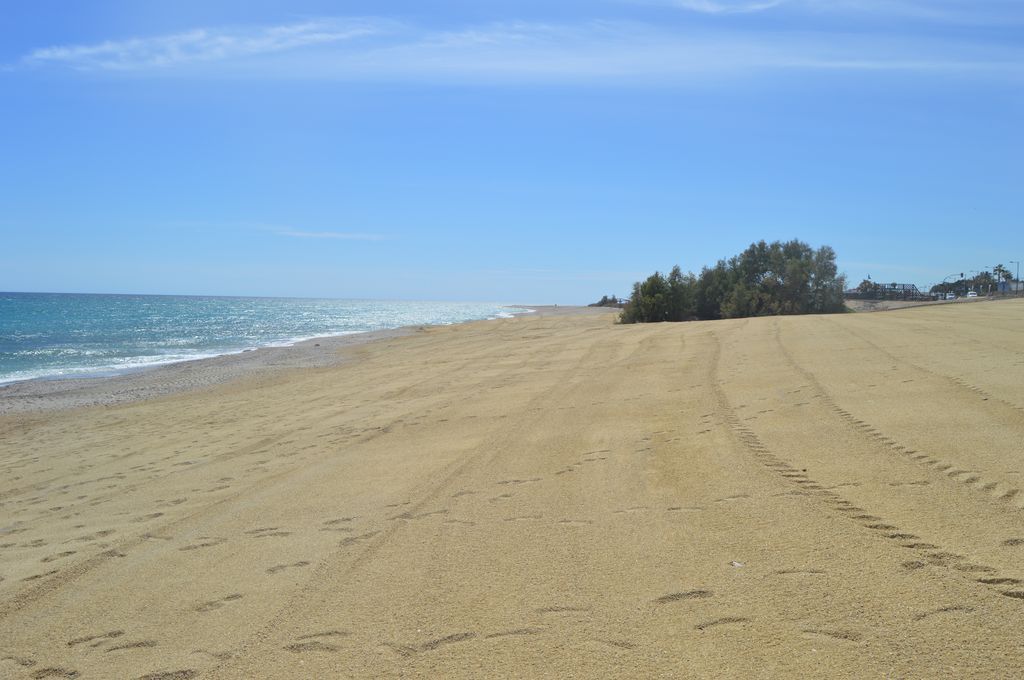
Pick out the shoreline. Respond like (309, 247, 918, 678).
(0, 305, 607, 416)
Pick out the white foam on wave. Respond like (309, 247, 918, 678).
(0, 300, 523, 388)
(0, 329, 388, 387)
(0, 351, 229, 387)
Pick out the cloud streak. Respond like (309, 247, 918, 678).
(278, 230, 391, 242)
(15, 14, 1023, 81)
(23, 19, 386, 71)
(663, 0, 788, 13)
(652, 0, 1024, 24)
(803, 0, 1024, 23)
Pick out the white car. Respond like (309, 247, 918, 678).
(967, 291, 978, 298)
(945, 293, 956, 300)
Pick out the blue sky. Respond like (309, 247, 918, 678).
(1, 0, 1021, 303)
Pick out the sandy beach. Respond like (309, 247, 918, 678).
(2, 301, 1024, 678)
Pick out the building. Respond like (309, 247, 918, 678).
(845, 282, 927, 301)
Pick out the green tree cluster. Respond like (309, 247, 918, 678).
(930, 266, 1014, 297)
(856, 279, 883, 299)
(993, 264, 1013, 282)
(589, 295, 624, 308)
(620, 240, 846, 324)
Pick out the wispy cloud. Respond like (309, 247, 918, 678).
(23, 19, 387, 71)
(318, 20, 1021, 80)
(15, 15, 1023, 80)
(647, 0, 1024, 24)
(662, 0, 788, 13)
(802, 0, 1024, 23)
(278, 230, 390, 242)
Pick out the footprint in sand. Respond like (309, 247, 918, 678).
(284, 631, 350, 653)
(244, 527, 291, 538)
(194, 593, 243, 613)
(179, 537, 226, 551)
(27, 666, 82, 678)
(801, 628, 862, 642)
(484, 628, 543, 639)
(654, 590, 713, 604)
(496, 478, 542, 486)
(340, 531, 380, 547)
(594, 638, 638, 650)
(389, 509, 448, 521)
(106, 640, 158, 653)
(913, 605, 974, 621)
(1, 655, 35, 669)
(68, 630, 124, 647)
(504, 515, 542, 522)
(774, 568, 825, 576)
(695, 616, 749, 631)
(266, 561, 311, 574)
(535, 605, 590, 615)
(22, 569, 59, 582)
(323, 517, 357, 526)
(382, 632, 476, 657)
(136, 671, 198, 680)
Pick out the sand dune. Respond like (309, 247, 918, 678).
(2, 301, 1023, 678)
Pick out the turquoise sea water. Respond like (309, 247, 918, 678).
(0, 293, 528, 385)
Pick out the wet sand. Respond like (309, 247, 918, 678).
(1, 301, 1023, 678)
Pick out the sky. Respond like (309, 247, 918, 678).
(1, 0, 1022, 303)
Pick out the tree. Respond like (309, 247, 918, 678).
(721, 282, 758, 318)
(857, 278, 880, 298)
(695, 262, 732, 320)
(589, 295, 622, 308)
(620, 272, 670, 323)
(666, 265, 697, 321)
(809, 245, 846, 312)
(620, 240, 846, 323)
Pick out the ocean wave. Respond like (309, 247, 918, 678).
(0, 351, 229, 386)
(0, 296, 528, 387)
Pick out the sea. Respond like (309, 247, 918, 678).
(0, 292, 530, 386)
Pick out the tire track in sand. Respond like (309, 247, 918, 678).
(708, 329, 1024, 605)
(822, 316, 1024, 417)
(775, 319, 1024, 509)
